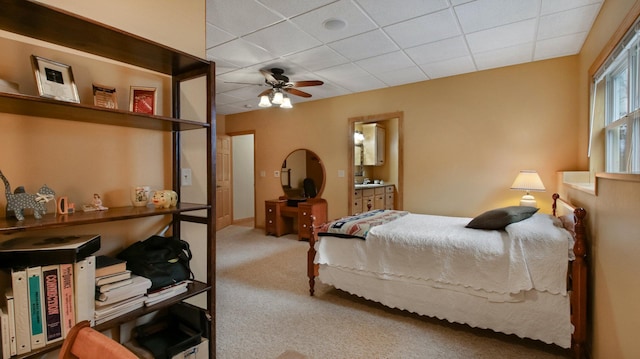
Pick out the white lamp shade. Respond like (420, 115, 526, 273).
(258, 95, 271, 107)
(272, 91, 284, 105)
(280, 96, 292, 108)
(510, 170, 545, 192)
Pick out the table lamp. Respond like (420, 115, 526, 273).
(510, 170, 546, 207)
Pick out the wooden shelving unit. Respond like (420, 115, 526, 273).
(0, 0, 216, 357)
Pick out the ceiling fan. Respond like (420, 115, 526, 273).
(254, 68, 323, 108)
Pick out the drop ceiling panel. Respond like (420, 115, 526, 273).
(384, 10, 461, 48)
(290, 0, 378, 43)
(328, 30, 399, 61)
(355, 0, 450, 27)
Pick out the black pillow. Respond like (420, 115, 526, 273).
(466, 206, 539, 230)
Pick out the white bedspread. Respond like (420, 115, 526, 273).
(315, 213, 572, 301)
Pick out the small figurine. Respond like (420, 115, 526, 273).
(1, 169, 55, 221)
(151, 190, 178, 209)
(83, 193, 108, 212)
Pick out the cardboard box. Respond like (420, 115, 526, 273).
(171, 338, 208, 359)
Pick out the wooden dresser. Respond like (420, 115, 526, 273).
(265, 198, 328, 240)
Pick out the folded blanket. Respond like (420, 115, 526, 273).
(319, 209, 409, 239)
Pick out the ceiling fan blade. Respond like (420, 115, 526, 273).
(285, 88, 312, 98)
(290, 80, 324, 87)
(260, 69, 278, 84)
(257, 89, 272, 97)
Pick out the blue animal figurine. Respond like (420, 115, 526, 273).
(1, 170, 55, 221)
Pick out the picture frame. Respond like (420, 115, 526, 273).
(31, 55, 80, 103)
(92, 83, 118, 109)
(129, 86, 157, 115)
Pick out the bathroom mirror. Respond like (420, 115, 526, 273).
(281, 149, 325, 199)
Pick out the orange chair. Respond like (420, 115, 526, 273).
(59, 321, 138, 359)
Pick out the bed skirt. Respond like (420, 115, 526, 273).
(318, 264, 572, 348)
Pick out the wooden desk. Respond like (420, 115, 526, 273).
(265, 198, 327, 240)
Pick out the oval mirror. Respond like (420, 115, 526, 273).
(280, 149, 325, 199)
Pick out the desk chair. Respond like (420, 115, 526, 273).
(59, 321, 137, 359)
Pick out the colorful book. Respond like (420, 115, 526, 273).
(95, 256, 127, 278)
(10, 269, 30, 355)
(74, 256, 96, 326)
(0, 235, 100, 268)
(59, 263, 75, 338)
(26, 266, 45, 349)
(41, 265, 62, 344)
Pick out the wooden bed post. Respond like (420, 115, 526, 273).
(308, 215, 318, 296)
(572, 207, 588, 359)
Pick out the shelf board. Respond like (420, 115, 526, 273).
(0, 0, 209, 76)
(12, 281, 210, 359)
(0, 92, 208, 131)
(0, 202, 210, 234)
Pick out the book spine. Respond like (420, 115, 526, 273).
(10, 269, 30, 355)
(26, 266, 45, 349)
(41, 265, 62, 344)
(1, 307, 9, 359)
(4, 290, 16, 356)
(59, 263, 75, 338)
(74, 256, 95, 326)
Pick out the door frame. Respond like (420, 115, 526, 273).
(348, 111, 404, 212)
(228, 130, 256, 226)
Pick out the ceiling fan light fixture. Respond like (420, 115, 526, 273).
(258, 95, 271, 107)
(280, 96, 292, 108)
(272, 90, 284, 105)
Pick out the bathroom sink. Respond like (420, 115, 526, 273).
(355, 183, 382, 189)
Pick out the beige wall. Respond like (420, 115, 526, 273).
(35, 0, 205, 58)
(574, 0, 640, 358)
(225, 56, 580, 226)
(0, 0, 206, 284)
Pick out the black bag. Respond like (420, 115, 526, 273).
(117, 235, 193, 290)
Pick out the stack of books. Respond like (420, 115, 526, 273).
(144, 280, 191, 307)
(94, 256, 151, 325)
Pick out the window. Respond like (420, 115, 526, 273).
(594, 21, 640, 173)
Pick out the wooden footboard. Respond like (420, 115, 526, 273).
(308, 195, 588, 358)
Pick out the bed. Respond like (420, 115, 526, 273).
(307, 193, 587, 358)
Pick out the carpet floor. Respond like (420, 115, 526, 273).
(216, 225, 570, 359)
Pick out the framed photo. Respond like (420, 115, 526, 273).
(129, 86, 157, 115)
(92, 83, 118, 109)
(31, 55, 80, 103)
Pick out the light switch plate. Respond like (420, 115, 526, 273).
(181, 168, 192, 186)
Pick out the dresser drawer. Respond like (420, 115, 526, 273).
(362, 188, 374, 197)
(351, 199, 363, 215)
(353, 189, 362, 199)
(385, 192, 394, 210)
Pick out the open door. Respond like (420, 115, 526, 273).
(216, 135, 231, 229)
